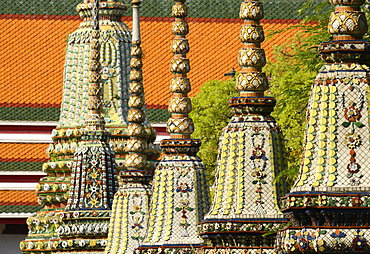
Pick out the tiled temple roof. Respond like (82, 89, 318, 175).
(0, 0, 328, 123)
(0, 143, 48, 171)
(1, 0, 326, 19)
(0, 190, 39, 214)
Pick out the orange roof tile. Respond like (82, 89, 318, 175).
(0, 143, 49, 162)
(0, 16, 79, 106)
(141, 18, 298, 106)
(0, 15, 298, 109)
(0, 190, 38, 205)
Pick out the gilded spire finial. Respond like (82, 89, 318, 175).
(85, 0, 105, 131)
(230, 0, 275, 115)
(166, 0, 193, 139)
(236, 0, 267, 96)
(123, 0, 151, 179)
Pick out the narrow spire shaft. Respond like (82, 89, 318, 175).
(166, 0, 193, 139)
(132, 0, 141, 42)
(86, 0, 105, 130)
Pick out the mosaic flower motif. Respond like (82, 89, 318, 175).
(176, 183, 192, 193)
(179, 199, 189, 208)
(133, 204, 141, 212)
(202, 224, 209, 231)
(331, 229, 347, 238)
(351, 196, 363, 207)
(89, 198, 98, 207)
(284, 238, 297, 252)
(345, 133, 361, 149)
(352, 234, 367, 251)
(251, 170, 266, 179)
(347, 162, 361, 174)
(78, 239, 86, 247)
(352, 229, 367, 251)
(250, 148, 267, 160)
(91, 172, 98, 179)
(28, 241, 34, 249)
(61, 241, 68, 248)
(91, 159, 98, 166)
(90, 185, 98, 192)
(53, 241, 59, 248)
(214, 223, 220, 230)
(253, 223, 264, 231)
(318, 195, 327, 206)
(225, 222, 233, 230)
(298, 237, 309, 251)
(344, 106, 361, 122)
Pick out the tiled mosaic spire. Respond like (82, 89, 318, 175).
(104, 1, 153, 253)
(276, 0, 370, 253)
(199, 1, 289, 253)
(138, 0, 210, 253)
(20, 1, 158, 253)
(166, 0, 193, 139)
(53, 0, 158, 184)
(54, 1, 118, 253)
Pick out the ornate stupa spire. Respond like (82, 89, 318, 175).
(276, 0, 370, 253)
(20, 0, 159, 253)
(199, 0, 289, 252)
(103, 1, 153, 253)
(138, 0, 210, 253)
(54, 1, 119, 252)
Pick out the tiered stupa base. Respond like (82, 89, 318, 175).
(55, 210, 111, 253)
(277, 39, 370, 253)
(103, 182, 152, 254)
(138, 139, 210, 254)
(199, 216, 288, 254)
(198, 104, 290, 252)
(277, 190, 370, 253)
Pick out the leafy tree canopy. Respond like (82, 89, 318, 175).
(191, 0, 370, 184)
(190, 79, 238, 183)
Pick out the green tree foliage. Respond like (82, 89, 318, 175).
(190, 79, 238, 183)
(191, 0, 370, 184)
(264, 1, 332, 181)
